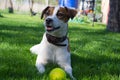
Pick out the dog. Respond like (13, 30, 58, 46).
(30, 6, 77, 80)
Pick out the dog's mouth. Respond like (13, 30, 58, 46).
(46, 26, 53, 31)
(46, 26, 60, 32)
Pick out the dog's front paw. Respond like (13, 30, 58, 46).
(71, 77, 77, 80)
(36, 64, 45, 74)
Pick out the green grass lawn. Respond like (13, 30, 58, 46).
(0, 14, 120, 80)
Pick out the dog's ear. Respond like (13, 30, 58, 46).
(66, 8, 77, 19)
(41, 6, 50, 19)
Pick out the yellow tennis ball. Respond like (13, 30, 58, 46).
(49, 68, 66, 80)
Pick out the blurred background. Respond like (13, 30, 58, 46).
(0, 0, 101, 13)
(0, 0, 104, 23)
(0, 0, 58, 14)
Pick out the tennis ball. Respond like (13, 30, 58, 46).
(49, 68, 66, 80)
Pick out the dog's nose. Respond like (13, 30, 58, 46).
(46, 18, 53, 24)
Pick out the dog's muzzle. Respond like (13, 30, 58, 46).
(45, 18, 60, 32)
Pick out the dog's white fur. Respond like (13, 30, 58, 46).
(30, 6, 76, 80)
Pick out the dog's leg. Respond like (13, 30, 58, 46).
(59, 64, 76, 80)
(64, 65, 76, 80)
(30, 44, 46, 73)
(57, 56, 76, 80)
(35, 55, 47, 74)
(36, 63, 45, 74)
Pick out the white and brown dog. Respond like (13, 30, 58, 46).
(30, 6, 77, 79)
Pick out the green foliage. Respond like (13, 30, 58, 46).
(0, 9, 9, 14)
(0, 14, 120, 80)
(0, 13, 3, 17)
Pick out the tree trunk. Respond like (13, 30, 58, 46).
(8, 0, 14, 13)
(29, 0, 34, 16)
(107, 0, 120, 32)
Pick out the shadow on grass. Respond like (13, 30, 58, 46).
(0, 24, 44, 45)
(0, 52, 51, 80)
(0, 55, 36, 79)
(71, 54, 120, 79)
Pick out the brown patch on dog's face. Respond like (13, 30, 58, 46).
(57, 7, 77, 22)
(41, 6, 55, 19)
(56, 7, 70, 22)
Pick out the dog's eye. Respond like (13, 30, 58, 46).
(57, 12, 65, 18)
(45, 11, 50, 16)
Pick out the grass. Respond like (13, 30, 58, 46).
(0, 14, 120, 80)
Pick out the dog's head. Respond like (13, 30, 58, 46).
(41, 6, 77, 37)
